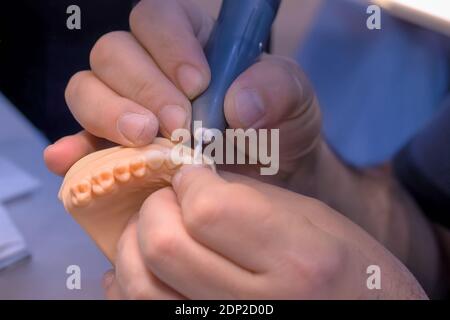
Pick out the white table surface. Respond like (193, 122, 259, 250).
(0, 93, 110, 299)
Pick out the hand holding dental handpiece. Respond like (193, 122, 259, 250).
(45, 0, 322, 187)
(191, 0, 280, 144)
(44, 0, 441, 298)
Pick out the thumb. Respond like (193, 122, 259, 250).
(224, 55, 318, 131)
(224, 55, 322, 175)
(171, 165, 225, 207)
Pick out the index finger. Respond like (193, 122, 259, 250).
(130, 0, 213, 99)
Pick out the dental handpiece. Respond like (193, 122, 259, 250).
(191, 0, 281, 146)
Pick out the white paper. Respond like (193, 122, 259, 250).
(0, 206, 29, 270)
(0, 157, 40, 202)
(0, 157, 38, 269)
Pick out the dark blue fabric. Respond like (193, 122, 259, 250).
(297, 0, 450, 166)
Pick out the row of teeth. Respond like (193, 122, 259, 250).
(70, 150, 188, 207)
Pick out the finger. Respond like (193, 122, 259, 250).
(65, 70, 159, 145)
(102, 270, 124, 300)
(224, 56, 321, 170)
(44, 131, 113, 176)
(171, 166, 280, 272)
(114, 216, 184, 300)
(89, 31, 191, 136)
(224, 55, 317, 129)
(171, 165, 226, 203)
(130, 0, 212, 98)
(138, 187, 256, 299)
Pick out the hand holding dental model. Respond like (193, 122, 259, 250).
(56, 145, 427, 299)
(58, 138, 213, 261)
(44, 0, 442, 299)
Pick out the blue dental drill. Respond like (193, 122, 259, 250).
(191, 0, 281, 144)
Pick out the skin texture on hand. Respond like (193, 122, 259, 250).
(102, 166, 427, 300)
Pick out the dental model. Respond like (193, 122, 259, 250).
(59, 138, 213, 262)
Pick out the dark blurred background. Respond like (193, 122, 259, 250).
(0, 0, 133, 142)
(0, 0, 319, 143)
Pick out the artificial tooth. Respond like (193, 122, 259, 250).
(113, 163, 131, 182)
(91, 171, 114, 195)
(70, 180, 92, 206)
(71, 195, 80, 207)
(146, 151, 165, 170)
(130, 158, 147, 177)
(91, 182, 104, 195)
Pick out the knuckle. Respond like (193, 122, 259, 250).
(131, 78, 158, 108)
(184, 183, 248, 232)
(306, 247, 346, 296)
(65, 70, 90, 103)
(184, 184, 234, 232)
(185, 192, 220, 232)
(144, 230, 180, 265)
(129, 0, 163, 32)
(306, 254, 340, 286)
(90, 31, 130, 67)
(290, 241, 347, 295)
(318, 235, 349, 277)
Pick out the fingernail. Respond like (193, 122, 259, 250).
(158, 105, 187, 135)
(102, 270, 115, 289)
(177, 64, 206, 98)
(234, 89, 266, 127)
(117, 113, 155, 145)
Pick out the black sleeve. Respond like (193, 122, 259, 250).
(394, 98, 450, 228)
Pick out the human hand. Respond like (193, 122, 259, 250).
(42, 0, 443, 297)
(103, 165, 427, 300)
(44, 0, 322, 187)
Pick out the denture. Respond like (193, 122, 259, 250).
(58, 138, 213, 262)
